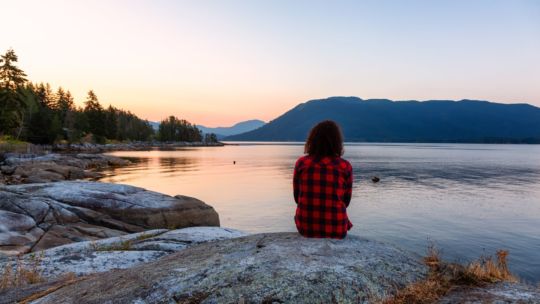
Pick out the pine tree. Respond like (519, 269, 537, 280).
(35, 83, 54, 108)
(83, 90, 106, 142)
(64, 90, 75, 109)
(56, 87, 74, 127)
(0, 89, 26, 136)
(84, 90, 101, 111)
(0, 49, 27, 90)
(105, 105, 118, 140)
(55, 87, 66, 109)
(0, 49, 28, 136)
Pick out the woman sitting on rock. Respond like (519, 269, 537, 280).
(293, 120, 353, 239)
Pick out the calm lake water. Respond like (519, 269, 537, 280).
(100, 143, 540, 283)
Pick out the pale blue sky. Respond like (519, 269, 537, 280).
(1, 0, 539, 126)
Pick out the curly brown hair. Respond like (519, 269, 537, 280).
(304, 120, 344, 157)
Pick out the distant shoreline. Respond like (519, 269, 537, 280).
(223, 140, 540, 145)
(53, 141, 225, 152)
(0, 141, 225, 155)
(2, 140, 538, 156)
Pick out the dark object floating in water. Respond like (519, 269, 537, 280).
(371, 176, 380, 183)
(233, 161, 236, 164)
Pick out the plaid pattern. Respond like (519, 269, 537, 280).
(293, 155, 353, 239)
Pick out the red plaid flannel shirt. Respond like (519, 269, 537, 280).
(293, 155, 353, 239)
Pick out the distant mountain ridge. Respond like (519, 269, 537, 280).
(225, 97, 540, 143)
(197, 119, 265, 138)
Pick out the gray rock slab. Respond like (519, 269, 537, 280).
(27, 232, 427, 304)
(0, 181, 220, 255)
(0, 227, 246, 280)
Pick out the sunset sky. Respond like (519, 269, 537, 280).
(1, 0, 539, 126)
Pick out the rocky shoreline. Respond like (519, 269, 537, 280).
(0, 153, 130, 185)
(51, 141, 225, 153)
(0, 141, 225, 158)
(0, 140, 226, 185)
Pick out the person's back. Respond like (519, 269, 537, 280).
(293, 120, 353, 239)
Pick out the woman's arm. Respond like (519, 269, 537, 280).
(293, 160, 301, 204)
(343, 164, 353, 207)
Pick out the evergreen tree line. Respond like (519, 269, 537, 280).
(0, 49, 217, 144)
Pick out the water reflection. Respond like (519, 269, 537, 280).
(99, 143, 540, 283)
(158, 157, 199, 174)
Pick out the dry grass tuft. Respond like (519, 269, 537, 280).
(0, 253, 44, 290)
(463, 250, 516, 283)
(383, 276, 448, 304)
(423, 241, 441, 271)
(383, 247, 517, 304)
